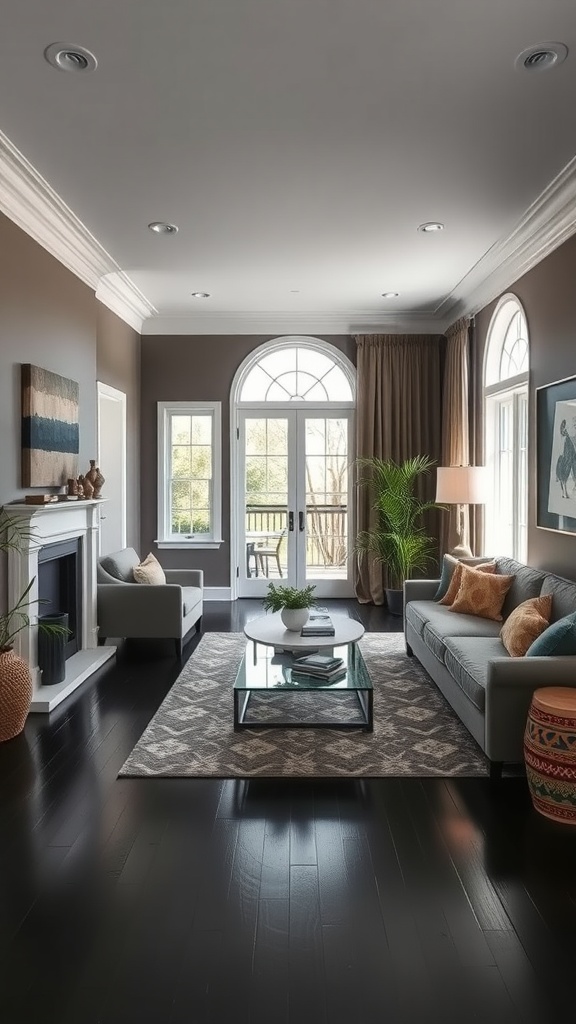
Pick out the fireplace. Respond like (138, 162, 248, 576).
(38, 537, 82, 661)
(7, 500, 115, 712)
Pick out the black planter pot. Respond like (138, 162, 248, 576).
(385, 588, 404, 617)
(38, 612, 68, 686)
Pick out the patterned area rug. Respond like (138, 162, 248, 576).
(119, 632, 488, 778)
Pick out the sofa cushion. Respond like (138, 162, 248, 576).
(182, 586, 202, 618)
(500, 594, 552, 657)
(449, 564, 514, 621)
(439, 560, 496, 606)
(443, 636, 510, 712)
(133, 552, 166, 585)
(434, 554, 496, 601)
(540, 574, 576, 623)
(99, 547, 140, 583)
(495, 557, 548, 618)
(526, 611, 576, 656)
(407, 600, 502, 653)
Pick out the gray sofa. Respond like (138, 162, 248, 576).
(97, 547, 203, 657)
(404, 556, 576, 778)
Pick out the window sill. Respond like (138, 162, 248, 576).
(155, 538, 225, 550)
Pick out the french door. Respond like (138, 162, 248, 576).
(236, 408, 354, 598)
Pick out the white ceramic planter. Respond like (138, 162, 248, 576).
(280, 607, 310, 632)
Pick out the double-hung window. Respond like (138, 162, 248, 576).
(157, 401, 223, 548)
(483, 296, 529, 560)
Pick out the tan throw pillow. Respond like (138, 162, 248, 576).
(500, 595, 553, 657)
(439, 559, 496, 606)
(449, 563, 514, 621)
(133, 552, 166, 585)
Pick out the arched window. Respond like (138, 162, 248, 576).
(484, 295, 529, 560)
(239, 344, 353, 403)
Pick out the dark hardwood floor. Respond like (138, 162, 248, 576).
(1, 600, 576, 1023)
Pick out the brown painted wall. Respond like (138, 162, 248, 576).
(0, 213, 97, 501)
(96, 305, 141, 549)
(140, 335, 356, 586)
(475, 232, 576, 576)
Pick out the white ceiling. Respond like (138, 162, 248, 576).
(1, 0, 576, 334)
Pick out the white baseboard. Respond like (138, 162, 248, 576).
(204, 587, 233, 601)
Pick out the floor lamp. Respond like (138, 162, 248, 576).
(435, 466, 487, 558)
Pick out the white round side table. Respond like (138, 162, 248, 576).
(244, 611, 365, 653)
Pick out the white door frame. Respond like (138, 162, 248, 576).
(229, 337, 356, 601)
(97, 381, 127, 553)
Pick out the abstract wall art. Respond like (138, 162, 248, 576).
(21, 364, 79, 486)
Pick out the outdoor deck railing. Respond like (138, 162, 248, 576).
(246, 504, 347, 567)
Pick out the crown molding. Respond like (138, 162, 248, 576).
(140, 310, 442, 336)
(96, 273, 157, 333)
(0, 129, 153, 332)
(437, 155, 576, 325)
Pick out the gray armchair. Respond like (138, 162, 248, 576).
(97, 548, 203, 657)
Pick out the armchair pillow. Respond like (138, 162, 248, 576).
(500, 595, 552, 657)
(133, 552, 166, 585)
(449, 563, 514, 621)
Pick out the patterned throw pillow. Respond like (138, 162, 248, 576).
(439, 559, 496, 606)
(500, 595, 553, 657)
(449, 563, 514, 621)
(434, 554, 496, 601)
(133, 552, 166, 585)
(526, 611, 576, 656)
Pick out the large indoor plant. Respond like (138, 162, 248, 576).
(262, 582, 317, 631)
(0, 508, 68, 740)
(355, 455, 442, 615)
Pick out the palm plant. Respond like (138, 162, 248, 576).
(355, 455, 442, 593)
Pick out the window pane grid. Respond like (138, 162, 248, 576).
(169, 412, 213, 536)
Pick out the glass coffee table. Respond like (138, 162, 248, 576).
(233, 640, 373, 732)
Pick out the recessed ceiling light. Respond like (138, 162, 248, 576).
(515, 42, 568, 72)
(191, 292, 210, 299)
(44, 42, 98, 72)
(148, 222, 178, 235)
(381, 291, 399, 298)
(417, 222, 444, 233)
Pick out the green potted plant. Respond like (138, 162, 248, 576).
(262, 581, 317, 632)
(354, 455, 442, 615)
(0, 508, 69, 741)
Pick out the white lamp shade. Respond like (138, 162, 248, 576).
(435, 465, 487, 504)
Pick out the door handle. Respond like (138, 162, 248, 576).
(288, 511, 294, 532)
(299, 510, 305, 532)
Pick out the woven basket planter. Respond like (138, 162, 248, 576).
(0, 647, 32, 742)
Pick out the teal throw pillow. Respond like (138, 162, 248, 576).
(434, 554, 458, 601)
(525, 611, 576, 656)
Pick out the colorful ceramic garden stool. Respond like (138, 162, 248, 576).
(524, 687, 576, 825)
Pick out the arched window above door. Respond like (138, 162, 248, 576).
(239, 344, 353, 402)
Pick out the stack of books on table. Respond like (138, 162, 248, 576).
(300, 610, 335, 637)
(290, 653, 346, 684)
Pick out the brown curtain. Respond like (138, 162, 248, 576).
(355, 334, 443, 604)
(440, 317, 471, 555)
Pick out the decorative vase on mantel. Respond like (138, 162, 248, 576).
(85, 460, 105, 499)
(0, 647, 32, 742)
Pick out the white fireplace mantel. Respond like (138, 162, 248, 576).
(7, 499, 115, 712)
